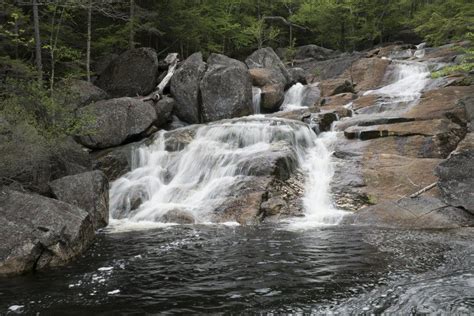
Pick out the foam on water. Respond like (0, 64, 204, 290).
(252, 87, 262, 114)
(280, 83, 307, 111)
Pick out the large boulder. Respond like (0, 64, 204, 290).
(0, 123, 91, 195)
(245, 47, 291, 87)
(60, 79, 108, 110)
(170, 52, 207, 124)
(76, 97, 157, 149)
(294, 44, 336, 61)
(0, 189, 95, 276)
(249, 68, 286, 112)
(200, 54, 253, 122)
(95, 48, 159, 97)
(50, 171, 109, 230)
(436, 133, 474, 215)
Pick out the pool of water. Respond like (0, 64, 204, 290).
(1, 225, 473, 314)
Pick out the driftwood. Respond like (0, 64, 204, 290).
(142, 53, 179, 102)
(409, 182, 437, 198)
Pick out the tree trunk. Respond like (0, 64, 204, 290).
(86, 0, 92, 82)
(32, 0, 43, 83)
(129, 0, 135, 49)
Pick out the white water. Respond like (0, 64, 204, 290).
(280, 83, 307, 111)
(252, 87, 262, 114)
(109, 117, 346, 227)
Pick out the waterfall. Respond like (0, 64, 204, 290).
(109, 117, 345, 228)
(361, 60, 430, 114)
(252, 87, 262, 114)
(280, 83, 307, 111)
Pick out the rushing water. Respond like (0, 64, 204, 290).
(280, 83, 307, 111)
(252, 87, 262, 114)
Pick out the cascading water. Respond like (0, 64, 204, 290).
(252, 87, 262, 114)
(109, 117, 345, 228)
(280, 83, 307, 111)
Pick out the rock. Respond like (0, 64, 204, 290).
(149, 95, 175, 127)
(300, 52, 363, 81)
(320, 79, 354, 96)
(0, 127, 91, 195)
(288, 67, 307, 84)
(200, 56, 253, 122)
(343, 196, 473, 229)
(161, 210, 196, 224)
(249, 68, 287, 87)
(61, 79, 108, 110)
(261, 84, 285, 112)
(170, 52, 207, 124)
(350, 58, 391, 92)
(245, 47, 292, 86)
(91, 140, 145, 181)
(163, 115, 189, 131)
(301, 83, 321, 108)
(96, 48, 159, 97)
(294, 44, 336, 61)
(163, 125, 199, 152)
(321, 92, 357, 108)
(344, 119, 465, 157)
(49, 171, 109, 230)
(0, 189, 95, 276)
(362, 154, 442, 204)
(436, 133, 474, 214)
(92, 53, 118, 77)
(207, 53, 247, 70)
(76, 97, 157, 149)
(403, 86, 474, 125)
(261, 197, 288, 216)
(249, 68, 286, 111)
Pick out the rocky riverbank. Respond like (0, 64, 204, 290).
(1, 41, 473, 276)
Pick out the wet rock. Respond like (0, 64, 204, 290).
(0, 189, 95, 276)
(163, 125, 199, 152)
(76, 97, 157, 149)
(344, 119, 465, 157)
(162, 210, 196, 224)
(91, 140, 144, 181)
(200, 56, 253, 122)
(301, 83, 321, 108)
(350, 58, 391, 92)
(320, 79, 354, 97)
(261, 197, 288, 216)
(170, 52, 207, 124)
(343, 196, 473, 229)
(96, 48, 159, 97)
(321, 92, 357, 108)
(403, 86, 474, 125)
(436, 133, 474, 214)
(245, 47, 292, 86)
(249, 68, 286, 111)
(261, 84, 285, 112)
(49, 171, 109, 230)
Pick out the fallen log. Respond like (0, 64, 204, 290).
(142, 53, 179, 102)
(409, 182, 437, 198)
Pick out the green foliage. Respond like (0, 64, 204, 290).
(432, 32, 474, 78)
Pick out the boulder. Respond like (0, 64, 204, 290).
(200, 56, 253, 122)
(320, 79, 354, 97)
(170, 52, 207, 124)
(436, 133, 474, 214)
(261, 84, 285, 112)
(294, 44, 336, 61)
(301, 83, 321, 108)
(76, 97, 157, 149)
(149, 95, 175, 128)
(96, 48, 159, 97)
(249, 67, 287, 87)
(300, 52, 363, 81)
(0, 125, 91, 195)
(245, 47, 291, 86)
(288, 67, 307, 84)
(349, 58, 391, 92)
(61, 79, 108, 110)
(0, 189, 95, 276)
(343, 196, 473, 229)
(91, 140, 145, 181)
(50, 171, 109, 230)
